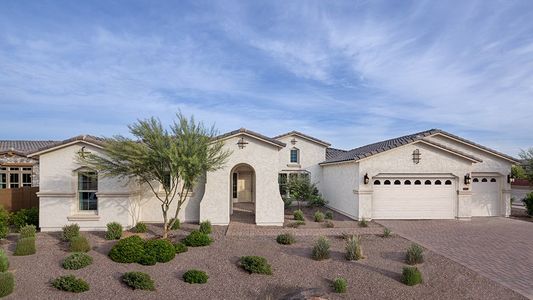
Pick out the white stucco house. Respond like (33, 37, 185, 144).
(27, 128, 518, 231)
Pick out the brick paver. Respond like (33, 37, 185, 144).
(377, 218, 533, 299)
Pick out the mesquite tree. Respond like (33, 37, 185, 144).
(80, 113, 230, 238)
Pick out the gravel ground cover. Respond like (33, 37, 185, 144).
(284, 206, 377, 229)
(0, 223, 524, 300)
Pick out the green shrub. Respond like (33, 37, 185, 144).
(70, 235, 90, 252)
(314, 211, 325, 222)
(174, 242, 188, 254)
(144, 239, 175, 263)
(276, 233, 295, 245)
(325, 211, 333, 220)
(332, 277, 347, 293)
(401, 266, 422, 286)
(14, 237, 36, 256)
(293, 209, 304, 221)
(406, 244, 424, 265)
(105, 222, 123, 240)
(383, 228, 391, 238)
(283, 196, 293, 209)
(312, 237, 330, 260)
(183, 269, 209, 284)
(309, 194, 327, 207)
(182, 231, 212, 247)
(286, 220, 305, 228)
(239, 256, 272, 275)
(138, 253, 157, 266)
(170, 218, 180, 230)
(52, 275, 89, 293)
(11, 207, 38, 229)
(19, 224, 36, 238)
(134, 222, 147, 233)
(0, 249, 9, 272)
(122, 272, 155, 291)
(62, 252, 93, 270)
(324, 220, 334, 228)
(62, 224, 80, 242)
(345, 235, 364, 261)
(108, 235, 145, 263)
(0, 272, 14, 297)
(358, 218, 368, 228)
(523, 192, 533, 216)
(199, 220, 212, 234)
(0, 206, 10, 239)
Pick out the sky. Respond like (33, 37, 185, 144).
(1, 0, 532, 155)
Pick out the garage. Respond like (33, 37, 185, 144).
(372, 177, 456, 219)
(471, 176, 500, 216)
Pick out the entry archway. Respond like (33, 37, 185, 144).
(229, 163, 256, 224)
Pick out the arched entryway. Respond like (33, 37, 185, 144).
(229, 163, 256, 224)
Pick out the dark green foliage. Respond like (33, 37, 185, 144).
(170, 218, 180, 230)
(293, 209, 304, 221)
(312, 237, 330, 260)
(122, 272, 155, 291)
(62, 253, 93, 270)
(523, 192, 533, 216)
(333, 277, 347, 293)
(144, 239, 175, 263)
(108, 236, 145, 263)
(0, 206, 10, 239)
(286, 220, 305, 228)
(0, 272, 14, 297)
(134, 222, 147, 233)
(358, 219, 368, 228)
(0, 249, 9, 272)
(183, 269, 208, 284)
(345, 235, 364, 261)
(19, 224, 36, 238)
(276, 233, 295, 245)
(199, 220, 212, 234)
(309, 194, 327, 207)
(174, 242, 188, 254)
(138, 253, 157, 266)
(11, 207, 38, 230)
(283, 196, 293, 209)
(325, 211, 333, 220)
(70, 235, 90, 253)
(182, 230, 212, 247)
(105, 222, 123, 240)
(402, 267, 423, 286)
(52, 275, 90, 293)
(314, 211, 324, 222)
(14, 237, 35, 256)
(62, 224, 80, 242)
(383, 228, 391, 238)
(239, 256, 272, 275)
(406, 244, 424, 265)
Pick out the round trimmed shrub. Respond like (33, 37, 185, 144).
(108, 236, 145, 263)
(105, 222, 123, 240)
(0, 272, 14, 297)
(239, 256, 272, 275)
(183, 269, 208, 284)
(62, 253, 93, 270)
(325, 211, 334, 220)
(19, 224, 36, 238)
(138, 253, 157, 266)
(51, 275, 89, 293)
(402, 266, 422, 286)
(182, 231, 212, 247)
(0, 206, 10, 239)
(14, 237, 36, 256)
(333, 277, 347, 293)
(62, 224, 80, 242)
(134, 222, 147, 233)
(144, 239, 175, 263)
(293, 209, 304, 221)
(122, 272, 155, 291)
(199, 220, 212, 234)
(311, 236, 330, 261)
(69, 235, 90, 252)
(314, 211, 325, 222)
(0, 249, 9, 272)
(276, 233, 295, 245)
(174, 242, 188, 254)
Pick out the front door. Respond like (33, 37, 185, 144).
(237, 173, 253, 202)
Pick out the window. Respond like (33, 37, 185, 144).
(481, 178, 488, 182)
(394, 180, 401, 185)
(232, 173, 238, 198)
(0, 173, 5, 189)
(9, 173, 19, 188)
(414, 180, 421, 185)
(22, 174, 32, 187)
(404, 180, 411, 185)
(290, 148, 299, 163)
(78, 172, 98, 211)
(0, 166, 32, 189)
(445, 180, 452, 185)
(384, 180, 391, 185)
(473, 178, 479, 183)
(424, 180, 432, 185)
(435, 180, 442, 185)
(278, 173, 288, 197)
(373, 180, 381, 185)
(490, 178, 496, 183)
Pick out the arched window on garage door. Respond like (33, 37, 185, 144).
(481, 178, 488, 182)
(445, 180, 452, 185)
(394, 180, 401, 185)
(473, 178, 479, 183)
(384, 180, 391, 185)
(404, 180, 411, 185)
(414, 180, 421, 185)
(435, 180, 442, 185)
(490, 178, 496, 182)
(424, 180, 432, 185)
(373, 180, 381, 185)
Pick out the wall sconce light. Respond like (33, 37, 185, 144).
(507, 174, 515, 184)
(464, 173, 471, 185)
(363, 173, 370, 184)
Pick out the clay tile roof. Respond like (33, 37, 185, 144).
(273, 130, 331, 147)
(0, 140, 59, 156)
(215, 128, 286, 147)
(28, 135, 106, 156)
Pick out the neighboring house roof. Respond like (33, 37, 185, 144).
(512, 179, 532, 187)
(215, 128, 286, 148)
(0, 140, 59, 156)
(28, 135, 106, 157)
(273, 130, 331, 147)
(321, 129, 517, 164)
(326, 147, 347, 160)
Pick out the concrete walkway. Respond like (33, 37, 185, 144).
(377, 218, 533, 299)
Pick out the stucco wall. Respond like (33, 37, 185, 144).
(321, 162, 359, 219)
(200, 135, 284, 226)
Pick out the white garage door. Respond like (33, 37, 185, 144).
(373, 178, 456, 219)
(471, 176, 500, 216)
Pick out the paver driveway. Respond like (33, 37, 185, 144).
(377, 218, 533, 299)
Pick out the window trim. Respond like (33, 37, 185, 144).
(0, 165, 32, 189)
(289, 148, 299, 164)
(78, 171, 98, 212)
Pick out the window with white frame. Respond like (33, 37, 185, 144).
(290, 148, 299, 163)
(78, 171, 98, 211)
(0, 166, 32, 189)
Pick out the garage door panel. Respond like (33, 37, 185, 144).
(471, 177, 500, 216)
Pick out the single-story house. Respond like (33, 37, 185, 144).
(26, 128, 518, 231)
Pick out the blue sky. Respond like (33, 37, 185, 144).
(1, 0, 532, 155)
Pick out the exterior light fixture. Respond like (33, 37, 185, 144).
(363, 173, 370, 184)
(507, 174, 515, 184)
(464, 173, 471, 185)
(412, 149, 421, 164)
(237, 137, 248, 149)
